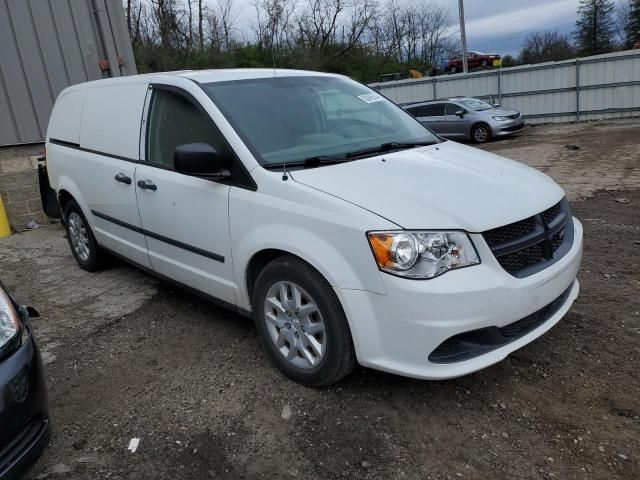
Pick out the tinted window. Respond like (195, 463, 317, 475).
(146, 90, 228, 168)
(407, 104, 445, 117)
(445, 103, 463, 115)
(202, 76, 438, 166)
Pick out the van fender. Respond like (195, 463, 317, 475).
(233, 224, 387, 311)
(55, 175, 91, 225)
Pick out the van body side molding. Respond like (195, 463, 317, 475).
(49, 138, 139, 163)
(90, 209, 225, 263)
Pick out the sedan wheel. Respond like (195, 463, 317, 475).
(472, 124, 491, 143)
(263, 281, 326, 369)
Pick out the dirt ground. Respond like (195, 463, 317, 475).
(1, 119, 639, 480)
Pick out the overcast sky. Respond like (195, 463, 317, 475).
(435, 0, 626, 56)
(231, 0, 627, 57)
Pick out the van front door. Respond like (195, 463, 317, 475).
(135, 86, 236, 305)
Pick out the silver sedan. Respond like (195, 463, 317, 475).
(403, 97, 525, 143)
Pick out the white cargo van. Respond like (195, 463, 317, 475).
(42, 69, 583, 386)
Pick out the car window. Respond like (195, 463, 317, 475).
(445, 103, 462, 115)
(146, 90, 228, 169)
(408, 104, 445, 117)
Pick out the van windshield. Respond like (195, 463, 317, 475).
(201, 76, 439, 167)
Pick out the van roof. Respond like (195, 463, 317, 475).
(64, 68, 338, 91)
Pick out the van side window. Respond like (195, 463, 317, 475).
(146, 90, 227, 169)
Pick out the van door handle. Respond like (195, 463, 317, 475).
(114, 173, 132, 184)
(137, 179, 157, 191)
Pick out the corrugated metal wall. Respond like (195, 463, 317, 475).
(370, 50, 640, 125)
(0, 0, 136, 146)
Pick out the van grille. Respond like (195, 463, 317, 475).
(482, 198, 573, 278)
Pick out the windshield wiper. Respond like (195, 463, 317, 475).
(344, 141, 436, 159)
(262, 141, 436, 171)
(263, 155, 353, 171)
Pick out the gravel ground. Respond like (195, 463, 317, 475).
(0, 119, 639, 479)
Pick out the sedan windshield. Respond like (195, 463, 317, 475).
(458, 98, 493, 112)
(201, 76, 439, 167)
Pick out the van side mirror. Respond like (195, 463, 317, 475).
(174, 143, 231, 180)
(455, 110, 465, 118)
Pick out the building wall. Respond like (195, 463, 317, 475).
(369, 50, 640, 124)
(0, 144, 46, 230)
(0, 0, 136, 231)
(0, 0, 136, 146)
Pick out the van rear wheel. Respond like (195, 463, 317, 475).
(63, 200, 105, 271)
(252, 255, 356, 386)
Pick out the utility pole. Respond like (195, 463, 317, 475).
(458, 0, 468, 73)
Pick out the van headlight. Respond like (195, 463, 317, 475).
(0, 287, 20, 352)
(367, 231, 480, 279)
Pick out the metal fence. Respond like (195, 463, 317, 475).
(0, 0, 136, 146)
(369, 50, 640, 124)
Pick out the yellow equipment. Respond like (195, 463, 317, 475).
(0, 195, 11, 237)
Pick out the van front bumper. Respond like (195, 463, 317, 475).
(336, 217, 583, 380)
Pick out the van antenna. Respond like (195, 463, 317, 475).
(271, 28, 288, 181)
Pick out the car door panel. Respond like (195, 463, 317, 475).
(408, 104, 446, 135)
(420, 116, 446, 134)
(442, 103, 468, 138)
(134, 165, 236, 303)
(136, 86, 236, 305)
(77, 82, 152, 268)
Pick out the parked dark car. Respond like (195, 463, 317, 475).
(402, 97, 524, 143)
(0, 281, 50, 480)
(446, 51, 500, 73)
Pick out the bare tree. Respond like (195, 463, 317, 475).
(520, 31, 575, 64)
(198, 0, 204, 49)
(187, 0, 194, 50)
(217, 0, 237, 50)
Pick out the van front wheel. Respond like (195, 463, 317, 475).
(63, 200, 105, 271)
(252, 256, 356, 386)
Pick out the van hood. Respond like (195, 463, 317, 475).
(289, 141, 564, 232)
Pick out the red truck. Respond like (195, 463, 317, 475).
(446, 51, 501, 74)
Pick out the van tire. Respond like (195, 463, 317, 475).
(63, 200, 105, 272)
(252, 255, 356, 386)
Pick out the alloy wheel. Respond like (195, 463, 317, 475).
(68, 211, 91, 261)
(263, 281, 327, 369)
(474, 126, 489, 142)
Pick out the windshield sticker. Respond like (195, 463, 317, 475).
(358, 93, 384, 104)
